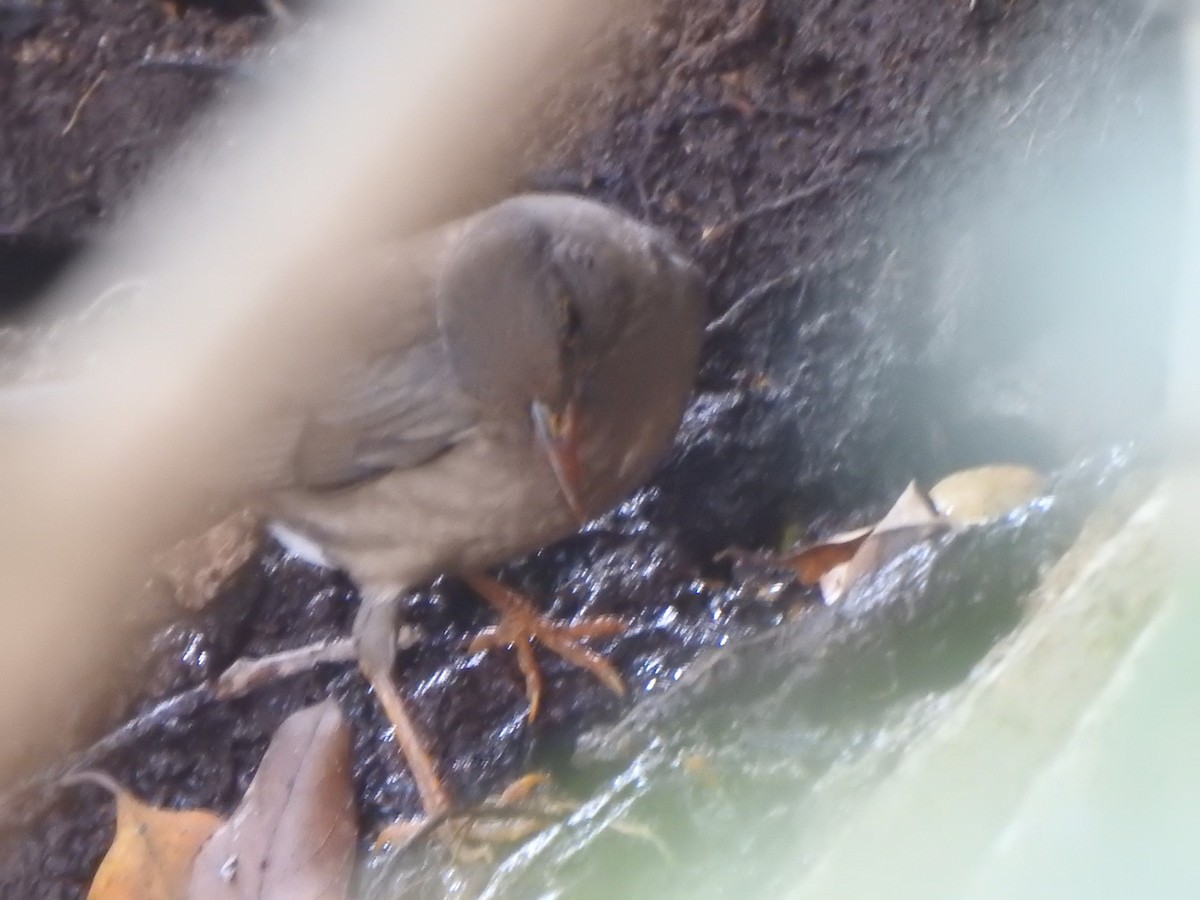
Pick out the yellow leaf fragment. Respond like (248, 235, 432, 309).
(81, 772, 222, 900)
(928, 464, 1046, 525)
(681, 753, 724, 789)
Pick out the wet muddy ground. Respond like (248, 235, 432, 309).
(0, 0, 1180, 896)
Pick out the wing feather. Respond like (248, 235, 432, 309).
(292, 340, 477, 489)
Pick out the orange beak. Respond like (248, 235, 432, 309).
(532, 399, 587, 523)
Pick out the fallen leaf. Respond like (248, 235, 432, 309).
(881, 481, 941, 530)
(818, 560, 851, 603)
(188, 700, 356, 900)
(928, 464, 1046, 524)
(77, 771, 222, 900)
(815, 483, 950, 604)
(680, 754, 726, 791)
(782, 468, 1044, 604)
(779, 525, 873, 584)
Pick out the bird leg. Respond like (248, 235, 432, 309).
(353, 595, 452, 817)
(216, 595, 450, 819)
(464, 574, 626, 722)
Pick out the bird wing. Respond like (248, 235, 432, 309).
(289, 338, 478, 490)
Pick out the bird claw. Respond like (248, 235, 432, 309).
(464, 575, 626, 722)
(372, 771, 568, 863)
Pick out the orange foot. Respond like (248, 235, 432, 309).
(464, 574, 626, 721)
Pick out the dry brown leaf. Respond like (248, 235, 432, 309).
(779, 525, 873, 585)
(784, 468, 1043, 604)
(78, 771, 222, 900)
(928, 464, 1046, 525)
(875, 480, 940, 530)
(819, 482, 950, 604)
(818, 560, 851, 602)
(188, 700, 356, 900)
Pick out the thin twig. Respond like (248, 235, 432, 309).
(702, 175, 839, 245)
(1000, 75, 1049, 128)
(61, 72, 107, 137)
(706, 244, 873, 337)
(706, 268, 809, 336)
(727, 176, 839, 227)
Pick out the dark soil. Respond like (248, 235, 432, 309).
(0, 0, 1179, 896)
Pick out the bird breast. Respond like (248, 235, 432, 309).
(268, 423, 574, 595)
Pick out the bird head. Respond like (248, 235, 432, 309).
(438, 193, 706, 524)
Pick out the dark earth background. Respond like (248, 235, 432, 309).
(0, 0, 1180, 895)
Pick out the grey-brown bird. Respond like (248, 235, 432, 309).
(215, 193, 706, 818)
